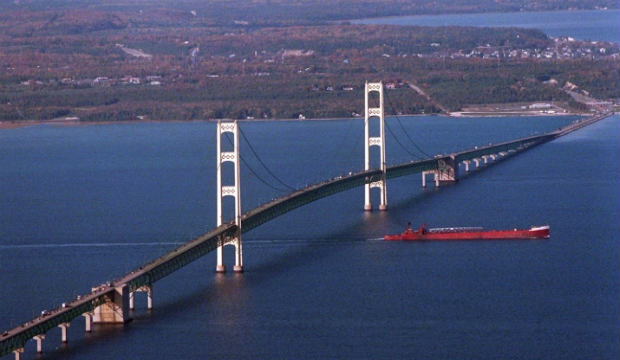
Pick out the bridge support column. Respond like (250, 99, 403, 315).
(58, 323, 70, 343)
(147, 287, 153, 309)
(92, 285, 130, 324)
(12, 348, 24, 360)
(34, 334, 45, 353)
(130, 285, 153, 310)
(364, 81, 387, 211)
(82, 313, 92, 332)
(473, 158, 480, 168)
(463, 160, 471, 172)
(421, 170, 439, 188)
(233, 238, 243, 273)
(216, 121, 243, 273)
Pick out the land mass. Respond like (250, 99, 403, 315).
(0, 0, 618, 122)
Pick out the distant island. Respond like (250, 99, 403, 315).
(0, 0, 618, 122)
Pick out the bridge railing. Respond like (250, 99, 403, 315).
(452, 133, 555, 163)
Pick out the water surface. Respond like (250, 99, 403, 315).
(353, 9, 620, 43)
(1, 115, 618, 359)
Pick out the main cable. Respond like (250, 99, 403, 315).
(237, 125, 296, 191)
(224, 133, 291, 193)
(383, 90, 433, 158)
(384, 120, 422, 159)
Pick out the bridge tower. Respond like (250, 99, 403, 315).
(216, 121, 243, 273)
(364, 81, 387, 211)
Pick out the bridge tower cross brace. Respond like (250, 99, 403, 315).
(216, 121, 243, 273)
(364, 81, 387, 211)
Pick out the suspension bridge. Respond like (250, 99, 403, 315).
(0, 82, 613, 359)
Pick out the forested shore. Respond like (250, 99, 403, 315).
(1, 1, 618, 122)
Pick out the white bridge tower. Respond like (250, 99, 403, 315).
(364, 81, 387, 211)
(216, 121, 243, 273)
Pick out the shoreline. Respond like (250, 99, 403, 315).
(0, 111, 594, 130)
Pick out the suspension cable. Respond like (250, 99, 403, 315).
(383, 90, 433, 158)
(236, 126, 296, 191)
(384, 120, 423, 159)
(223, 133, 291, 193)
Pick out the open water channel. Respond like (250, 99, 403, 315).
(1, 114, 618, 359)
(353, 9, 620, 43)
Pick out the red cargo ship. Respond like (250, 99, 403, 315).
(384, 223, 550, 241)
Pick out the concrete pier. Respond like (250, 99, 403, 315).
(34, 334, 45, 353)
(12, 348, 23, 360)
(233, 238, 244, 273)
(129, 285, 153, 311)
(58, 323, 70, 343)
(92, 285, 130, 324)
(422, 170, 439, 188)
(437, 157, 458, 184)
(82, 313, 92, 332)
(147, 287, 153, 310)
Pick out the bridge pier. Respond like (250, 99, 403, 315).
(92, 285, 130, 324)
(34, 334, 45, 353)
(215, 260, 225, 273)
(82, 313, 92, 332)
(437, 157, 458, 184)
(129, 291, 134, 310)
(421, 170, 439, 188)
(12, 348, 23, 360)
(463, 160, 471, 172)
(233, 239, 243, 272)
(129, 285, 153, 310)
(58, 322, 70, 343)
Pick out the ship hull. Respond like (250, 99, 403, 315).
(384, 225, 549, 241)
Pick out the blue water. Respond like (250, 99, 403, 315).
(353, 9, 620, 43)
(1, 115, 618, 359)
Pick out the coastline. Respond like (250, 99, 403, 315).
(0, 110, 594, 130)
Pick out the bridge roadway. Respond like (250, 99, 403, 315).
(0, 111, 613, 358)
